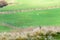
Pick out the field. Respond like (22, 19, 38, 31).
(0, 8, 60, 31)
(0, 0, 60, 40)
(0, 0, 60, 11)
(0, 0, 60, 31)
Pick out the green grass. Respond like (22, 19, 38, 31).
(0, 0, 60, 11)
(0, 25, 12, 32)
(0, 8, 60, 28)
(0, 0, 60, 31)
(0, 0, 60, 39)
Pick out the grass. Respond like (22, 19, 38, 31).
(0, 0, 60, 11)
(0, 0, 60, 31)
(0, 0, 60, 40)
(0, 8, 60, 28)
(0, 25, 12, 32)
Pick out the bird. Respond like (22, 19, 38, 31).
(0, 0, 17, 8)
(0, 0, 8, 8)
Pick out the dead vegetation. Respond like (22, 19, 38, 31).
(0, 26, 60, 40)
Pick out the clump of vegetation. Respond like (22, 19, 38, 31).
(0, 27, 60, 40)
